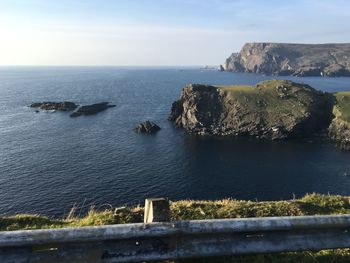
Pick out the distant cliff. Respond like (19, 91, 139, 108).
(221, 43, 350, 77)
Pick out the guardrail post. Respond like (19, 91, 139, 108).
(144, 198, 170, 223)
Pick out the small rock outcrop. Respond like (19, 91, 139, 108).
(134, 121, 161, 133)
(70, 102, 116, 117)
(169, 80, 334, 139)
(30, 101, 78, 111)
(221, 43, 350, 77)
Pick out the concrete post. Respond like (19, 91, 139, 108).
(144, 198, 170, 223)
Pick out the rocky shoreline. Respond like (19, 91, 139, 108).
(169, 80, 350, 150)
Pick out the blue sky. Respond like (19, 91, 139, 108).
(1, 0, 350, 65)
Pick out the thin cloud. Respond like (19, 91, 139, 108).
(0, 0, 350, 65)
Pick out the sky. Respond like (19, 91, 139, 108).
(0, 0, 350, 66)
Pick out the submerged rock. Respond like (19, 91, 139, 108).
(134, 121, 161, 133)
(169, 80, 334, 139)
(70, 102, 116, 117)
(30, 101, 78, 111)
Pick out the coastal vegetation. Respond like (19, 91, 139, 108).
(2, 194, 350, 262)
(218, 80, 331, 128)
(334, 92, 350, 123)
(3, 193, 350, 231)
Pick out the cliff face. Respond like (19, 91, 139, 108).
(328, 92, 350, 150)
(169, 80, 333, 139)
(221, 43, 350, 77)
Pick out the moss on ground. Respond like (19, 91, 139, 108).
(2, 193, 350, 262)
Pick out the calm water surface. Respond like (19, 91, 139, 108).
(0, 67, 349, 216)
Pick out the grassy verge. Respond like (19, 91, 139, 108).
(2, 193, 350, 262)
(3, 193, 350, 231)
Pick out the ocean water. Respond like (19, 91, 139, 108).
(0, 66, 349, 217)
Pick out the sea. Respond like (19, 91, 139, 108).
(0, 66, 349, 217)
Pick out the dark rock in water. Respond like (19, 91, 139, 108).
(30, 101, 115, 117)
(134, 121, 161, 133)
(169, 80, 334, 139)
(221, 43, 350, 77)
(30, 101, 78, 111)
(70, 102, 116, 117)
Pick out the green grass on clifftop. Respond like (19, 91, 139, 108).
(216, 80, 327, 127)
(334, 92, 350, 122)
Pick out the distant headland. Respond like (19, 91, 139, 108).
(220, 43, 350, 77)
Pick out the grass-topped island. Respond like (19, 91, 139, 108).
(169, 80, 350, 150)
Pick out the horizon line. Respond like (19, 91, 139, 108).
(0, 65, 219, 67)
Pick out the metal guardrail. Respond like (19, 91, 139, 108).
(1, 199, 350, 262)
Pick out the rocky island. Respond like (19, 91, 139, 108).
(134, 121, 161, 133)
(169, 80, 350, 150)
(30, 101, 78, 111)
(220, 43, 350, 77)
(30, 101, 116, 117)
